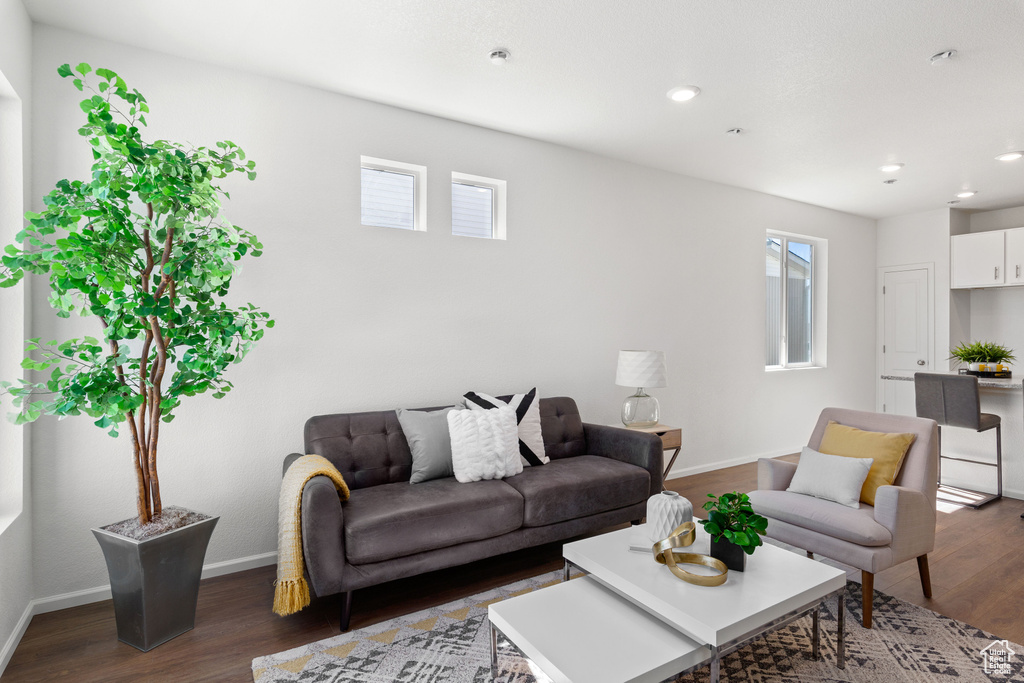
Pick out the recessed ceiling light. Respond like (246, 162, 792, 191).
(930, 49, 957, 65)
(996, 151, 1024, 162)
(667, 86, 701, 102)
(725, 128, 744, 135)
(956, 190, 977, 198)
(879, 163, 904, 173)
(488, 48, 510, 65)
(882, 179, 898, 185)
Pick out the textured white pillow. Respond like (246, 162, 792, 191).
(787, 446, 874, 509)
(464, 389, 549, 466)
(447, 405, 521, 483)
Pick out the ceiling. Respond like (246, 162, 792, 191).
(22, 0, 1024, 219)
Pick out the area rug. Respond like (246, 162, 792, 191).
(252, 568, 1024, 682)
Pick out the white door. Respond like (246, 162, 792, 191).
(882, 268, 930, 415)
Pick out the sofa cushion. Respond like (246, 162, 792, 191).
(344, 478, 524, 564)
(502, 455, 649, 527)
(540, 397, 587, 460)
(748, 489, 892, 547)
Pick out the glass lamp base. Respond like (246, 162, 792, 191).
(622, 389, 659, 428)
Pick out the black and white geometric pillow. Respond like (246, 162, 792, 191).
(463, 388, 549, 467)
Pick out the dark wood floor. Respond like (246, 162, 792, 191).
(6, 458, 1024, 682)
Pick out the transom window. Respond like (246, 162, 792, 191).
(451, 172, 506, 240)
(360, 156, 426, 231)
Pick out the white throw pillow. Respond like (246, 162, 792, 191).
(447, 405, 521, 483)
(787, 446, 874, 509)
(464, 389, 549, 466)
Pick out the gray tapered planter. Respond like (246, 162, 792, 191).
(92, 514, 218, 651)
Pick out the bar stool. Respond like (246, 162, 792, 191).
(914, 372, 1001, 508)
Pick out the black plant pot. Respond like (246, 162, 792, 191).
(710, 537, 746, 572)
(92, 514, 218, 651)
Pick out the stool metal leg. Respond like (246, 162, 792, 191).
(996, 423, 1003, 499)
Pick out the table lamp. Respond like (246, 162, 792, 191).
(616, 350, 667, 428)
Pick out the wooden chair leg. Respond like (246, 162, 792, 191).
(917, 555, 933, 598)
(861, 571, 874, 628)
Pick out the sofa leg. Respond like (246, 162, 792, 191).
(806, 551, 814, 559)
(917, 555, 933, 598)
(861, 571, 874, 628)
(340, 591, 353, 632)
(631, 518, 643, 526)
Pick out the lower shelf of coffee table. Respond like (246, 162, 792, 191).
(488, 575, 710, 683)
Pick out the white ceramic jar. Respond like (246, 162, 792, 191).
(646, 490, 694, 543)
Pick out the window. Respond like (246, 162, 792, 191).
(360, 156, 426, 231)
(766, 231, 826, 368)
(451, 172, 506, 239)
(0, 73, 25, 530)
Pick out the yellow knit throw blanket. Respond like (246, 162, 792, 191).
(273, 454, 350, 616)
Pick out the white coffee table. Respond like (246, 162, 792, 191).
(562, 525, 848, 681)
(488, 575, 711, 682)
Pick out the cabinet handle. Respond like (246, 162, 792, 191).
(996, 266, 1000, 280)
(1018, 265, 1021, 279)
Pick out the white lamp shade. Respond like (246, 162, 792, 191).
(616, 350, 668, 388)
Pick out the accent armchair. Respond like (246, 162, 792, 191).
(747, 408, 939, 628)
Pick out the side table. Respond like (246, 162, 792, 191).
(620, 424, 681, 483)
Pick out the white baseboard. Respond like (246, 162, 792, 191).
(32, 584, 112, 615)
(666, 448, 796, 481)
(0, 549, 280, 676)
(1002, 488, 1024, 501)
(32, 550, 278, 616)
(200, 550, 277, 579)
(0, 602, 33, 677)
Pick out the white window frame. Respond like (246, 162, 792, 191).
(766, 230, 828, 370)
(451, 171, 506, 240)
(0, 71, 25, 532)
(360, 155, 427, 232)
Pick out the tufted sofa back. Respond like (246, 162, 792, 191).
(304, 396, 587, 490)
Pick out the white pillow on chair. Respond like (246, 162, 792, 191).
(787, 446, 874, 509)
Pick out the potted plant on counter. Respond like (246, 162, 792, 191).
(700, 492, 768, 572)
(949, 341, 1015, 375)
(0, 63, 273, 650)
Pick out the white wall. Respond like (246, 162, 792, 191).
(26, 26, 877, 602)
(0, 0, 32, 674)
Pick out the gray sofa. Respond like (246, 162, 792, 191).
(283, 396, 662, 630)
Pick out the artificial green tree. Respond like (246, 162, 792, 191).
(0, 64, 273, 525)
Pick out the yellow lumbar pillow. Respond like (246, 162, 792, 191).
(818, 421, 916, 506)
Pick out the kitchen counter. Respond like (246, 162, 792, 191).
(881, 372, 1023, 390)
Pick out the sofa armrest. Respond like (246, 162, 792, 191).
(300, 475, 348, 597)
(583, 423, 663, 497)
(757, 458, 797, 491)
(282, 452, 304, 478)
(873, 485, 935, 563)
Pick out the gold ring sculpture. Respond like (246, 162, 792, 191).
(652, 522, 729, 587)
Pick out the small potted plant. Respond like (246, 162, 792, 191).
(949, 341, 1015, 374)
(700, 492, 768, 572)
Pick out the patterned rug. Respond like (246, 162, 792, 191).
(252, 568, 1024, 682)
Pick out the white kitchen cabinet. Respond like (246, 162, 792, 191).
(1005, 227, 1024, 284)
(951, 231, 1005, 288)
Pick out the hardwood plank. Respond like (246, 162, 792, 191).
(5, 456, 1023, 681)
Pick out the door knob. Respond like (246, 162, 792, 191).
(917, 360, 926, 366)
